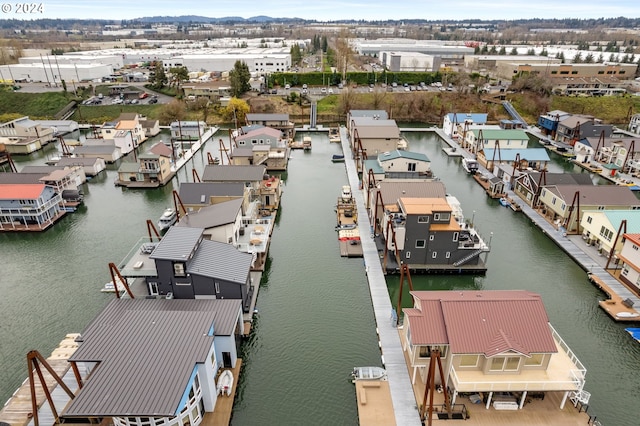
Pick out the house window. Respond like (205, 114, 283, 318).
(407, 162, 416, 172)
(561, 203, 566, 210)
(587, 216, 592, 224)
(419, 346, 430, 358)
(446, 252, 450, 258)
(541, 189, 546, 197)
(453, 232, 458, 242)
(432, 251, 437, 258)
(215, 282, 220, 293)
(490, 356, 520, 371)
(459, 355, 478, 367)
(416, 240, 426, 248)
(633, 245, 639, 251)
(251, 139, 257, 145)
(505, 357, 520, 371)
(429, 235, 434, 241)
(259, 139, 264, 144)
(173, 262, 186, 277)
(418, 216, 429, 223)
(406, 251, 411, 259)
(524, 354, 545, 367)
(552, 197, 556, 205)
(434, 213, 450, 221)
(239, 140, 245, 145)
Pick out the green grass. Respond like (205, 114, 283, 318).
(317, 95, 339, 113)
(551, 95, 640, 126)
(0, 89, 77, 118)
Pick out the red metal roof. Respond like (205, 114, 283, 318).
(624, 233, 640, 247)
(0, 183, 45, 200)
(406, 290, 557, 356)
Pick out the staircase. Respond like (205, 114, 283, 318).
(502, 101, 528, 129)
(453, 248, 488, 267)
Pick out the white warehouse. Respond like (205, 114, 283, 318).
(380, 51, 442, 72)
(20, 54, 124, 72)
(0, 62, 112, 83)
(162, 53, 291, 74)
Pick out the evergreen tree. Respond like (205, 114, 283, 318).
(510, 47, 518, 55)
(229, 61, 251, 97)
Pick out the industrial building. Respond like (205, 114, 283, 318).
(379, 51, 441, 72)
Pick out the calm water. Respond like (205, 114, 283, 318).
(1, 131, 639, 426)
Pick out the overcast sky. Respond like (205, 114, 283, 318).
(14, 1, 640, 21)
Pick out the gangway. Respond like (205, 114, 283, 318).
(502, 101, 528, 128)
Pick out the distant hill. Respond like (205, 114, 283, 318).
(133, 15, 304, 23)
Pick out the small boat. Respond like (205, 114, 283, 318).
(101, 276, 126, 293)
(462, 158, 479, 174)
(499, 197, 510, 207)
(351, 366, 387, 382)
(157, 208, 177, 231)
(625, 327, 640, 342)
(332, 154, 345, 163)
(303, 136, 312, 151)
(217, 369, 234, 396)
(329, 127, 341, 143)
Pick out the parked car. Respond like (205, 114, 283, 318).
(112, 98, 123, 105)
(302, 84, 308, 89)
(328, 88, 334, 94)
(285, 84, 290, 89)
(139, 92, 149, 99)
(321, 87, 327, 94)
(148, 98, 158, 104)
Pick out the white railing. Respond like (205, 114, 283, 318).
(549, 323, 587, 376)
(449, 368, 581, 392)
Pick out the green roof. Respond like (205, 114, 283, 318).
(117, 162, 140, 173)
(602, 210, 640, 233)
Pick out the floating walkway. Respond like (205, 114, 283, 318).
(339, 127, 422, 426)
(429, 126, 640, 318)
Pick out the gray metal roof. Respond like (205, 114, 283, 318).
(64, 298, 242, 418)
(56, 157, 101, 167)
(0, 172, 46, 184)
(176, 198, 242, 229)
(151, 226, 204, 261)
(178, 182, 244, 205)
(19, 166, 64, 173)
(377, 181, 447, 202)
(188, 240, 252, 284)
(73, 145, 118, 154)
(202, 164, 266, 182)
(231, 147, 253, 157)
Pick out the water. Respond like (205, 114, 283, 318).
(1, 130, 639, 426)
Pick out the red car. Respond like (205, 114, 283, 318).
(139, 92, 149, 99)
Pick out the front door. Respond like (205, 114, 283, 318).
(148, 281, 159, 295)
(222, 352, 232, 368)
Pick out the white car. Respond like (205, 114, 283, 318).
(285, 84, 290, 89)
(321, 87, 327, 94)
(328, 88, 334, 94)
(112, 98, 123, 104)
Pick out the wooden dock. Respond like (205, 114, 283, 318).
(355, 380, 396, 426)
(201, 360, 242, 426)
(339, 239, 363, 257)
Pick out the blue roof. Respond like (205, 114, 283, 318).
(363, 159, 383, 174)
(483, 148, 550, 162)
(446, 113, 488, 124)
(378, 149, 430, 163)
(602, 210, 640, 233)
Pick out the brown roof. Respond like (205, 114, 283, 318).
(405, 290, 557, 356)
(377, 181, 447, 203)
(148, 142, 172, 157)
(624, 233, 640, 246)
(399, 197, 451, 215)
(545, 184, 640, 206)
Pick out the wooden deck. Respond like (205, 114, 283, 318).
(401, 347, 593, 426)
(355, 380, 397, 426)
(201, 360, 242, 426)
(339, 239, 363, 257)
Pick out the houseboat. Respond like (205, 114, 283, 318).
(157, 208, 178, 231)
(303, 136, 312, 151)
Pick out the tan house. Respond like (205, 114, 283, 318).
(115, 142, 173, 187)
(619, 233, 640, 294)
(538, 184, 640, 233)
(0, 116, 56, 154)
(402, 290, 588, 411)
(349, 117, 406, 159)
(579, 210, 640, 257)
(101, 113, 147, 152)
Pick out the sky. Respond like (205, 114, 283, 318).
(10, 1, 640, 22)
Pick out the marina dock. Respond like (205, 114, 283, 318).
(340, 127, 423, 426)
(437, 126, 640, 319)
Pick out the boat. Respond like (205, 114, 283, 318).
(499, 197, 510, 207)
(329, 127, 341, 143)
(303, 136, 312, 151)
(462, 157, 479, 174)
(331, 154, 345, 163)
(157, 208, 177, 231)
(351, 366, 387, 382)
(101, 276, 127, 293)
(625, 327, 640, 342)
(217, 369, 234, 396)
